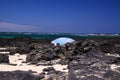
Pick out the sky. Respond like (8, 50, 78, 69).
(0, 0, 120, 33)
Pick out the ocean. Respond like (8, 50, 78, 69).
(0, 32, 120, 39)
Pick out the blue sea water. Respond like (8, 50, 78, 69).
(0, 32, 119, 39)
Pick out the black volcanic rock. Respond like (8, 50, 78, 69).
(0, 71, 40, 80)
(42, 67, 68, 80)
(40, 52, 58, 61)
(0, 54, 9, 63)
(83, 76, 104, 80)
(15, 43, 31, 54)
(100, 42, 113, 53)
(1, 37, 120, 80)
(26, 46, 59, 64)
(39, 73, 45, 79)
(26, 40, 96, 64)
(43, 67, 55, 72)
(103, 70, 120, 80)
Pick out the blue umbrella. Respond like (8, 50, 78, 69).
(51, 37, 75, 46)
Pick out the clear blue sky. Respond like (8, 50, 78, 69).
(0, 0, 120, 33)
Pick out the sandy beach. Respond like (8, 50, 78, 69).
(0, 53, 68, 74)
(0, 37, 120, 80)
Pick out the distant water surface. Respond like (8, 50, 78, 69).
(0, 32, 119, 39)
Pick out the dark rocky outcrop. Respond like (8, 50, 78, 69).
(43, 67, 55, 72)
(26, 39, 98, 64)
(15, 44, 31, 54)
(0, 38, 53, 55)
(0, 70, 40, 80)
(100, 42, 113, 53)
(0, 37, 120, 80)
(42, 67, 68, 80)
(0, 54, 9, 63)
(103, 70, 120, 80)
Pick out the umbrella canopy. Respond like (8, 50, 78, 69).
(51, 37, 75, 46)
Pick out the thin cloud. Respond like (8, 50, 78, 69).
(0, 21, 40, 32)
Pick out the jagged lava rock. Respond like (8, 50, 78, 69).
(0, 70, 40, 80)
(0, 54, 9, 63)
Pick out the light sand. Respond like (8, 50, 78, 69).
(1, 53, 120, 74)
(0, 53, 68, 73)
(106, 53, 120, 57)
(106, 53, 120, 73)
(110, 64, 120, 73)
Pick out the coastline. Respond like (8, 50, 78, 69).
(0, 37, 120, 80)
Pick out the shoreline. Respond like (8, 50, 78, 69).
(0, 37, 120, 80)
